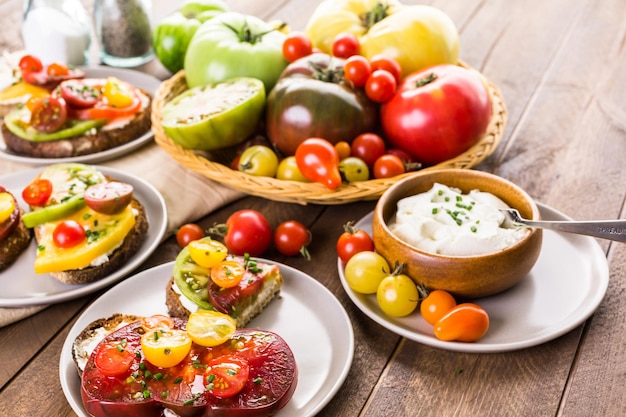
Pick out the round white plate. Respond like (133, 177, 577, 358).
(0, 165, 167, 307)
(60, 260, 354, 417)
(0, 66, 161, 165)
(338, 203, 610, 353)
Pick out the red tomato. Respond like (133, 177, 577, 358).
(295, 138, 342, 190)
(369, 54, 402, 83)
(176, 223, 205, 248)
(94, 342, 136, 377)
(222, 209, 272, 256)
(434, 303, 490, 342)
(30, 96, 67, 133)
(53, 220, 86, 248)
(21, 178, 52, 206)
(373, 154, 405, 179)
(19, 55, 43, 73)
(205, 355, 250, 399)
(381, 64, 492, 166)
(365, 69, 397, 103)
(332, 32, 360, 58)
(58, 79, 101, 108)
(46, 62, 69, 76)
(282, 31, 313, 62)
(420, 290, 457, 325)
(351, 133, 386, 166)
(336, 222, 375, 263)
(274, 220, 311, 259)
(343, 55, 371, 88)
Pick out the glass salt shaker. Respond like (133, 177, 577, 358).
(22, 0, 92, 66)
(94, 0, 154, 68)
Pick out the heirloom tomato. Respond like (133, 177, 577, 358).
(295, 137, 342, 189)
(434, 303, 490, 342)
(212, 209, 272, 256)
(238, 145, 279, 177)
(420, 289, 457, 325)
(381, 64, 492, 166)
(305, 1, 459, 77)
(276, 156, 310, 182)
(339, 157, 369, 182)
(266, 53, 377, 156)
(184, 12, 288, 92)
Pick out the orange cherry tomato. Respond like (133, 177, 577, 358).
(295, 137, 342, 190)
(420, 289, 457, 325)
(46, 62, 70, 76)
(210, 260, 245, 288)
(94, 341, 136, 377)
(434, 303, 490, 343)
(140, 314, 175, 332)
(334, 141, 351, 160)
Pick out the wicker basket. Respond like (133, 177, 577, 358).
(152, 65, 507, 205)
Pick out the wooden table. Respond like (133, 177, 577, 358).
(1, 0, 625, 416)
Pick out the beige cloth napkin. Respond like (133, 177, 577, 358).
(0, 141, 244, 327)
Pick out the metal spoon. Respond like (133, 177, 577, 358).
(500, 209, 626, 242)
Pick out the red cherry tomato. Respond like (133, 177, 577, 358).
(222, 209, 272, 256)
(434, 303, 490, 342)
(365, 69, 397, 103)
(53, 220, 86, 248)
(343, 55, 371, 88)
(332, 32, 360, 58)
(21, 178, 53, 206)
(295, 138, 342, 190)
(94, 341, 136, 377)
(205, 355, 250, 399)
(176, 223, 205, 248)
(274, 220, 311, 259)
(373, 154, 405, 179)
(336, 221, 375, 263)
(350, 133, 386, 166)
(18, 54, 43, 73)
(420, 290, 457, 325)
(30, 96, 67, 133)
(282, 31, 313, 62)
(46, 62, 69, 76)
(369, 54, 402, 83)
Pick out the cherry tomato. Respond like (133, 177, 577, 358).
(211, 259, 245, 288)
(295, 137, 342, 190)
(369, 54, 402, 83)
(21, 178, 53, 206)
(336, 221, 375, 263)
(373, 154, 406, 179)
(103, 77, 135, 108)
(84, 181, 133, 214)
(377, 273, 419, 317)
(238, 145, 279, 177)
(176, 223, 205, 248)
(71, 88, 141, 120)
(338, 157, 370, 182)
(332, 32, 360, 58)
(434, 303, 490, 342)
(141, 328, 192, 368)
(343, 55, 371, 88)
(282, 31, 313, 62)
(30, 96, 67, 133)
(19, 55, 43, 73)
(274, 220, 311, 259)
(344, 250, 390, 294)
(140, 314, 175, 332)
(420, 290, 457, 325)
(205, 355, 250, 399)
(94, 341, 136, 377)
(219, 209, 272, 257)
(46, 62, 69, 76)
(53, 220, 85, 248)
(58, 79, 101, 108)
(188, 238, 228, 268)
(276, 156, 310, 182)
(186, 310, 236, 347)
(365, 69, 397, 103)
(351, 133, 386, 166)
(334, 141, 351, 160)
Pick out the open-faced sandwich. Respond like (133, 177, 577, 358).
(0, 54, 152, 158)
(165, 237, 284, 327)
(21, 162, 148, 284)
(0, 186, 32, 271)
(73, 313, 298, 417)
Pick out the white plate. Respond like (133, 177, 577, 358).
(0, 66, 161, 165)
(338, 203, 610, 353)
(59, 260, 354, 417)
(0, 165, 167, 307)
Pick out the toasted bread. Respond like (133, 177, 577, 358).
(0, 207, 32, 271)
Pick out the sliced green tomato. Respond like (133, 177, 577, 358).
(173, 237, 214, 310)
(160, 77, 265, 151)
(3, 107, 106, 142)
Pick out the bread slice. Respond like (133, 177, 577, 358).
(0, 207, 32, 271)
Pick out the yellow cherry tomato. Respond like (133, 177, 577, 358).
(0, 192, 16, 223)
(210, 259, 245, 288)
(188, 238, 228, 268)
(104, 77, 134, 108)
(186, 310, 236, 347)
(141, 328, 192, 368)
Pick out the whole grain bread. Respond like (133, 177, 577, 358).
(0, 208, 32, 271)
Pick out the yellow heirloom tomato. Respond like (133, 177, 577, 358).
(305, 0, 460, 77)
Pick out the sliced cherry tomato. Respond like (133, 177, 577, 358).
(52, 220, 86, 248)
(176, 223, 205, 248)
(84, 181, 134, 214)
(351, 133, 386, 167)
(19, 54, 43, 73)
(434, 303, 490, 342)
(369, 54, 402, 83)
(205, 355, 250, 399)
(274, 220, 311, 259)
(141, 328, 192, 368)
(58, 79, 101, 108)
(365, 69, 397, 103)
(46, 62, 69, 76)
(332, 32, 360, 58)
(420, 290, 457, 325)
(343, 55, 372, 88)
(188, 238, 228, 268)
(336, 221, 375, 264)
(70, 79, 141, 120)
(103, 77, 134, 108)
(295, 137, 342, 190)
(186, 310, 236, 347)
(21, 178, 53, 206)
(30, 96, 67, 133)
(140, 314, 175, 332)
(0, 192, 16, 222)
(373, 154, 406, 179)
(94, 341, 136, 377)
(211, 260, 245, 288)
(213, 209, 272, 257)
(282, 31, 313, 63)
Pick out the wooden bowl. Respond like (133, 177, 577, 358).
(372, 169, 543, 298)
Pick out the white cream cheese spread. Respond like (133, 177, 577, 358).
(390, 183, 529, 256)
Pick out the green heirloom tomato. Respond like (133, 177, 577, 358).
(180, 0, 229, 21)
(160, 77, 265, 151)
(184, 12, 288, 92)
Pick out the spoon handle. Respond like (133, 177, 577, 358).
(521, 218, 626, 242)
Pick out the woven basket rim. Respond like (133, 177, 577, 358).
(151, 63, 507, 205)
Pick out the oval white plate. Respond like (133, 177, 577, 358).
(338, 203, 609, 353)
(59, 260, 354, 417)
(0, 165, 167, 307)
(0, 66, 161, 165)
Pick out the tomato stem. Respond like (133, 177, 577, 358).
(415, 73, 438, 88)
(222, 20, 276, 44)
(362, 2, 392, 31)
